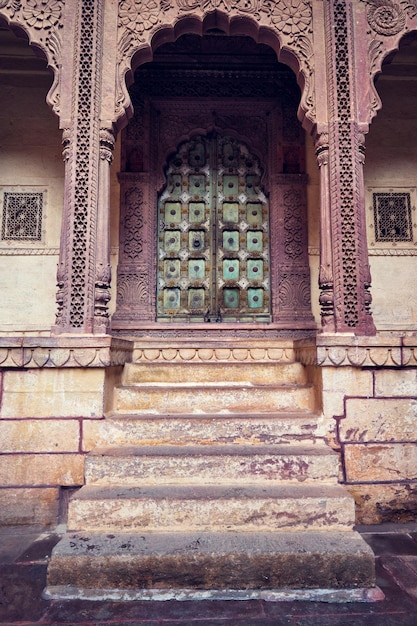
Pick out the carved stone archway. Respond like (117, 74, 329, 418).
(112, 32, 315, 336)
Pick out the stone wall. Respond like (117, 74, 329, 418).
(0, 32, 64, 333)
(0, 337, 130, 526)
(364, 41, 417, 332)
(314, 337, 417, 525)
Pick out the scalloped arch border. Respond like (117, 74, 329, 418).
(368, 28, 417, 124)
(0, 11, 61, 117)
(115, 10, 315, 134)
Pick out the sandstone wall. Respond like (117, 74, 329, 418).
(317, 339, 417, 525)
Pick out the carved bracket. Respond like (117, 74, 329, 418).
(0, 0, 64, 117)
(362, 0, 417, 122)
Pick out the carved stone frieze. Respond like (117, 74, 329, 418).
(131, 344, 296, 363)
(0, 337, 133, 369)
(295, 337, 417, 368)
(115, 0, 315, 130)
(0, 0, 64, 116)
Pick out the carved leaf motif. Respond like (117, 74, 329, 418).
(400, 0, 417, 18)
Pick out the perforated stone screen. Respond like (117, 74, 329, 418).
(373, 192, 412, 243)
(1, 192, 43, 241)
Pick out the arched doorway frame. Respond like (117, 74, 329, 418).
(112, 26, 316, 334)
(114, 9, 316, 134)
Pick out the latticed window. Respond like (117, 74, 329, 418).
(373, 192, 412, 243)
(1, 192, 43, 241)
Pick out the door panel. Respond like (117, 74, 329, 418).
(157, 134, 270, 322)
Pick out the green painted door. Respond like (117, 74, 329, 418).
(157, 134, 270, 322)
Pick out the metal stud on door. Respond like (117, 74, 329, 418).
(157, 134, 270, 322)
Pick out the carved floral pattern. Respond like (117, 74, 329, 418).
(119, 0, 160, 35)
(22, 0, 62, 29)
(271, 0, 312, 37)
(366, 0, 406, 36)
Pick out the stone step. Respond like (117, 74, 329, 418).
(84, 412, 324, 449)
(67, 484, 354, 533)
(122, 361, 307, 386)
(85, 444, 339, 486)
(113, 383, 315, 414)
(46, 530, 375, 593)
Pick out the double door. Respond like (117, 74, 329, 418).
(157, 134, 271, 322)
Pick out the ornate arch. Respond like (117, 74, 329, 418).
(0, 0, 64, 117)
(115, 1, 316, 133)
(364, 0, 417, 123)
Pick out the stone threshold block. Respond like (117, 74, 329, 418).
(85, 444, 339, 485)
(45, 530, 376, 594)
(67, 484, 355, 533)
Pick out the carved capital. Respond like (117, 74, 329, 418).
(315, 133, 329, 168)
(62, 128, 71, 162)
(99, 127, 115, 163)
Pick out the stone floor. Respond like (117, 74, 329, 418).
(1, 523, 417, 625)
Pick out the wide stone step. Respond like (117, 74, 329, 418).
(85, 444, 339, 486)
(67, 484, 354, 533)
(122, 361, 307, 386)
(113, 383, 315, 414)
(46, 530, 375, 593)
(84, 412, 323, 448)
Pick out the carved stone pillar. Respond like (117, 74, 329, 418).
(270, 175, 315, 328)
(54, 0, 104, 334)
(94, 128, 114, 332)
(315, 132, 335, 331)
(112, 173, 156, 326)
(323, 0, 376, 335)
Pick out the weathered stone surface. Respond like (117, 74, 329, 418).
(123, 361, 307, 385)
(82, 413, 321, 450)
(0, 487, 59, 526)
(114, 383, 315, 415)
(342, 398, 417, 442)
(375, 369, 417, 398)
(85, 444, 339, 486)
(46, 531, 375, 591)
(0, 454, 84, 487)
(344, 443, 417, 482)
(321, 367, 373, 418)
(67, 484, 354, 533)
(1, 369, 105, 418)
(347, 483, 417, 525)
(0, 419, 80, 453)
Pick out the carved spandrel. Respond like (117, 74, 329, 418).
(115, 1, 316, 131)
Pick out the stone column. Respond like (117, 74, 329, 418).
(93, 128, 115, 332)
(315, 131, 335, 331)
(322, 0, 376, 335)
(54, 0, 105, 334)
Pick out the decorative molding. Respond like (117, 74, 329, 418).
(129, 337, 296, 363)
(115, 0, 315, 130)
(0, 337, 133, 369)
(296, 336, 417, 368)
(0, 0, 64, 116)
(0, 247, 59, 256)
